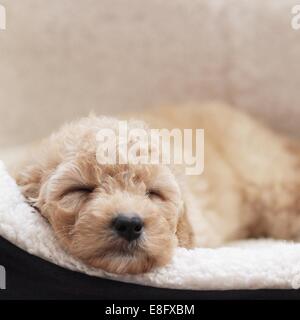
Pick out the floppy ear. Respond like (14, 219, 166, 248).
(45, 203, 77, 247)
(176, 202, 195, 248)
(16, 164, 77, 248)
(15, 164, 44, 207)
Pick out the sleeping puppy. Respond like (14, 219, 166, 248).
(13, 103, 300, 274)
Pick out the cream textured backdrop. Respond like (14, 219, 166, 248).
(0, 0, 299, 148)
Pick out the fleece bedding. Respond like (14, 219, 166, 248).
(1, 160, 300, 291)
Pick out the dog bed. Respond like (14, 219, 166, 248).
(1, 160, 300, 299)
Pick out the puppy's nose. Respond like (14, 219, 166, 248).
(112, 215, 144, 242)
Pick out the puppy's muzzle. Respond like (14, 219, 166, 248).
(112, 214, 144, 242)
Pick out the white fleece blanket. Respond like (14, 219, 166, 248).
(1, 160, 300, 290)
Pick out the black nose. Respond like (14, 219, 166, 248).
(112, 215, 144, 242)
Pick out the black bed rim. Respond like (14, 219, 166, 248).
(0, 236, 299, 300)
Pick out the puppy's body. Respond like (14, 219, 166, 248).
(12, 103, 300, 273)
(143, 104, 300, 246)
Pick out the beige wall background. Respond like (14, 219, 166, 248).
(0, 0, 299, 148)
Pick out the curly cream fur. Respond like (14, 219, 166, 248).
(13, 103, 300, 274)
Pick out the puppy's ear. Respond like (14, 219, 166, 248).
(176, 202, 195, 248)
(46, 203, 77, 247)
(15, 164, 43, 207)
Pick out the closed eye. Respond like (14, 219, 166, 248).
(146, 189, 165, 201)
(61, 185, 95, 198)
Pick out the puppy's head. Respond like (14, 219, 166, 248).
(16, 117, 194, 274)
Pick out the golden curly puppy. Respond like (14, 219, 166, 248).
(13, 103, 300, 274)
